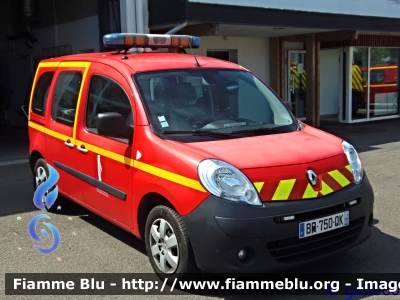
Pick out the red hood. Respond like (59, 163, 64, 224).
(167, 125, 344, 169)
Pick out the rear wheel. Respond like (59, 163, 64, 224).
(145, 205, 199, 281)
(33, 158, 65, 212)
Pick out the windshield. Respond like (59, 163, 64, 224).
(133, 69, 297, 142)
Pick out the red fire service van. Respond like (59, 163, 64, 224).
(28, 33, 373, 280)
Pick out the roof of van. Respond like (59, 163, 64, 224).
(41, 52, 245, 73)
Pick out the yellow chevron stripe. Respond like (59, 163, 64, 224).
(346, 165, 352, 172)
(328, 170, 351, 187)
(320, 181, 334, 196)
(254, 182, 264, 193)
(272, 179, 296, 201)
(302, 183, 319, 199)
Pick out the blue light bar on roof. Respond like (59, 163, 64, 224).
(103, 33, 201, 49)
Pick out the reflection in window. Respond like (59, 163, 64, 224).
(32, 72, 54, 116)
(52, 72, 82, 126)
(369, 48, 399, 118)
(352, 48, 368, 119)
(352, 47, 399, 120)
(86, 75, 132, 134)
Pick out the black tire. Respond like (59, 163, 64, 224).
(145, 205, 200, 281)
(33, 158, 66, 212)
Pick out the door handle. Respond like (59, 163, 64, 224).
(77, 145, 88, 154)
(64, 139, 74, 148)
(290, 75, 295, 94)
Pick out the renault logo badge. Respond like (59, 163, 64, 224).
(307, 169, 318, 186)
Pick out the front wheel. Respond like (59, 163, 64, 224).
(145, 205, 199, 281)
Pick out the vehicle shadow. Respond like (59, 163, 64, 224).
(64, 199, 147, 256)
(319, 118, 400, 154)
(182, 219, 400, 299)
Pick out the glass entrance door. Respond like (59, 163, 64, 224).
(287, 50, 306, 118)
(352, 47, 399, 121)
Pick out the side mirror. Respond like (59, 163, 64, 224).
(96, 112, 133, 145)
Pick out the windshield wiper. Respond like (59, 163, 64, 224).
(163, 130, 234, 138)
(231, 127, 289, 134)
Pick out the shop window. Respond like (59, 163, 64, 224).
(351, 47, 399, 120)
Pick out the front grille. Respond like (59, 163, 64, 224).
(274, 198, 361, 224)
(267, 217, 364, 264)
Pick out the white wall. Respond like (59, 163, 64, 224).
(320, 49, 341, 116)
(189, 0, 400, 19)
(193, 36, 269, 83)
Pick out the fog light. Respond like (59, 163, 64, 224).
(238, 249, 248, 261)
(283, 215, 295, 221)
(348, 199, 358, 206)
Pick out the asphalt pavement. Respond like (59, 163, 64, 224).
(1, 118, 400, 300)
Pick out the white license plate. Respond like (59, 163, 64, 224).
(299, 211, 349, 239)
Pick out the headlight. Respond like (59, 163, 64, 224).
(342, 141, 364, 184)
(198, 159, 262, 206)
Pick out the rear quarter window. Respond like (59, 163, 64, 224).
(31, 72, 55, 116)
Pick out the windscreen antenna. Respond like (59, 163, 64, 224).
(187, 36, 201, 67)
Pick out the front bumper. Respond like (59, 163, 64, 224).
(182, 175, 374, 273)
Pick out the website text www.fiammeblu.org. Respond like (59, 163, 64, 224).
(6, 273, 400, 297)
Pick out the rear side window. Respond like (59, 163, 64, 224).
(51, 72, 82, 126)
(86, 75, 132, 133)
(31, 72, 54, 116)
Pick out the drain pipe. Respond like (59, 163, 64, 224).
(135, 0, 144, 33)
(166, 22, 187, 35)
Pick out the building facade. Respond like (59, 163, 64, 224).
(149, 0, 400, 126)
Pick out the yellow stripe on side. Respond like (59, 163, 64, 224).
(370, 66, 398, 70)
(133, 160, 206, 192)
(320, 181, 334, 196)
(39, 62, 61, 68)
(272, 179, 296, 201)
(346, 165, 352, 172)
(45, 128, 71, 143)
(253, 182, 264, 193)
(76, 140, 134, 166)
(75, 140, 205, 192)
(62, 62, 92, 141)
(328, 170, 351, 187)
(370, 84, 397, 88)
(28, 121, 45, 132)
(58, 62, 91, 68)
(302, 184, 319, 199)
